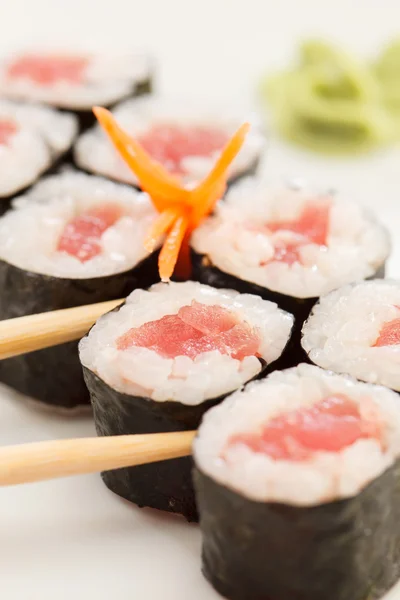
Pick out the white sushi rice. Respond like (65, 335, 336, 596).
(0, 52, 151, 109)
(79, 281, 293, 405)
(191, 179, 390, 299)
(302, 280, 400, 392)
(0, 170, 159, 278)
(194, 364, 400, 505)
(74, 95, 264, 185)
(0, 100, 77, 197)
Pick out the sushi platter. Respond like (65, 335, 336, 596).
(0, 37, 400, 600)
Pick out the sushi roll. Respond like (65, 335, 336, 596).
(79, 281, 294, 520)
(0, 170, 161, 410)
(194, 364, 400, 600)
(74, 96, 264, 186)
(191, 179, 389, 339)
(302, 279, 400, 392)
(0, 99, 77, 209)
(0, 51, 153, 130)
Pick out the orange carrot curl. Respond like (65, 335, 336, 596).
(93, 106, 250, 281)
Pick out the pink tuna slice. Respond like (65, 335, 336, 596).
(267, 201, 331, 246)
(260, 200, 331, 266)
(374, 309, 400, 347)
(137, 124, 229, 176)
(179, 323, 260, 360)
(271, 240, 302, 266)
(118, 314, 204, 357)
(116, 301, 260, 361)
(0, 119, 17, 145)
(57, 204, 122, 263)
(178, 301, 237, 334)
(228, 394, 382, 461)
(7, 54, 88, 85)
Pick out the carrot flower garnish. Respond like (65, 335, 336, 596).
(93, 106, 250, 281)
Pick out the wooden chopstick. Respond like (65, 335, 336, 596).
(0, 430, 196, 486)
(0, 298, 123, 360)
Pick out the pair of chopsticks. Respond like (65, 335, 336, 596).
(0, 299, 195, 487)
(0, 107, 251, 487)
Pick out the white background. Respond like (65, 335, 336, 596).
(0, 1, 400, 598)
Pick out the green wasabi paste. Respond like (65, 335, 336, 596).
(260, 39, 400, 154)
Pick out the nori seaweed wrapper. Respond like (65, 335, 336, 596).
(191, 248, 386, 365)
(82, 324, 292, 520)
(0, 251, 159, 410)
(83, 366, 221, 521)
(194, 463, 400, 600)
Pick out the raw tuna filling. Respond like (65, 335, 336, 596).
(137, 124, 229, 175)
(117, 301, 260, 360)
(228, 394, 381, 461)
(0, 119, 17, 145)
(374, 310, 400, 347)
(254, 200, 331, 266)
(7, 55, 88, 85)
(57, 203, 122, 262)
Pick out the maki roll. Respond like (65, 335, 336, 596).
(0, 51, 153, 130)
(0, 170, 161, 410)
(302, 279, 400, 392)
(79, 281, 294, 520)
(194, 363, 400, 600)
(74, 96, 264, 186)
(0, 99, 77, 208)
(191, 179, 389, 337)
